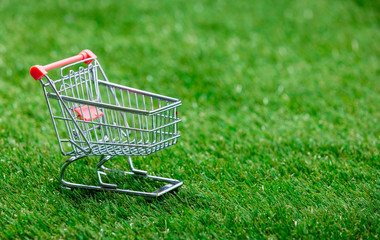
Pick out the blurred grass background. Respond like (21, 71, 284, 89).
(0, 0, 379, 238)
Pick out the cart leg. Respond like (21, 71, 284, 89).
(96, 156, 117, 188)
(60, 154, 86, 190)
(95, 155, 147, 187)
(127, 156, 148, 176)
(96, 155, 148, 176)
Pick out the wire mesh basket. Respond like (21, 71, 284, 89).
(30, 50, 183, 197)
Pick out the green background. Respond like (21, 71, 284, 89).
(0, 0, 379, 238)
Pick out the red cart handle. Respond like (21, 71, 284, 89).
(30, 49, 97, 80)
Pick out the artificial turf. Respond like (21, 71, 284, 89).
(0, 0, 379, 238)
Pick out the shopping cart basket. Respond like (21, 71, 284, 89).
(30, 50, 183, 197)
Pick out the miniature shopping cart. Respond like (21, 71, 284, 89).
(30, 50, 182, 197)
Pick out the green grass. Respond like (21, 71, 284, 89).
(0, 0, 379, 238)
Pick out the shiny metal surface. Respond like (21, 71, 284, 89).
(38, 58, 183, 197)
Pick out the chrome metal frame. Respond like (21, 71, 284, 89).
(60, 155, 183, 197)
(39, 58, 182, 198)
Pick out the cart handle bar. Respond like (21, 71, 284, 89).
(30, 49, 97, 80)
